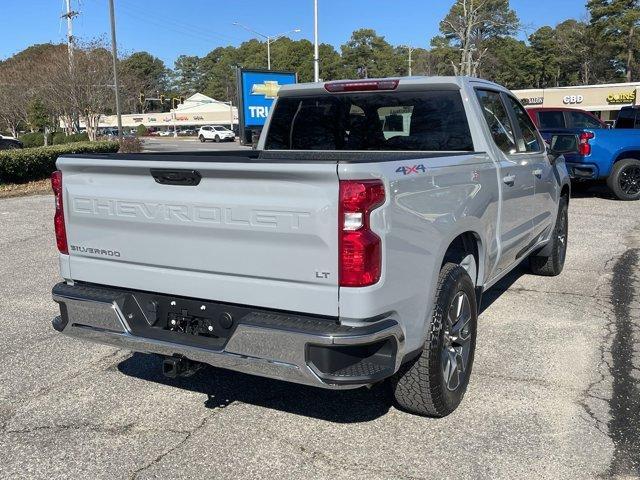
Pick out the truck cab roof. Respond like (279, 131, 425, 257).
(277, 76, 508, 97)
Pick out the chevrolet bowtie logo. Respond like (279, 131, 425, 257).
(251, 81, 281, 99)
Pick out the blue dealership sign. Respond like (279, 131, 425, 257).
(236, 69, 297, 143)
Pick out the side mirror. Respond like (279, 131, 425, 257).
(547, 133, 579, 162)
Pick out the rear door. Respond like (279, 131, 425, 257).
(475, 89, 535, 272)
(59, 157, 339, 316)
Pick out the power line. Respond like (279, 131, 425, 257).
(119, 3, 243, 44)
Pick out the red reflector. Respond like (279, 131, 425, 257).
(324, 79, 399, 93)
(339, 180, 385, 287)
(51, 170, 68, 254)
(578, 131, 594, 156)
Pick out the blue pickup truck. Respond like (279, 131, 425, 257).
(527, 107, 640, 200)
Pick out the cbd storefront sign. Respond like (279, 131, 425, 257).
(607, 90, 636, 104)
(563, 95, 584, 104)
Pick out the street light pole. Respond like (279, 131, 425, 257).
(233, 22, 300, 71)
(313, 0, 319, 82)
(267, 38, 271, 70)
(108, 0, 123, 142)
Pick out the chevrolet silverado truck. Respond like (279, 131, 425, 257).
(51, 77, 574, 417)
(527, 106, 640, 200)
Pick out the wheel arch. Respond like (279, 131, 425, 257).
(614, 150, 640, 164)
(441, 231, 484, 287)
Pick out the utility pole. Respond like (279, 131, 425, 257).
(108, 0, 123, 142)
(407, 46, 413, 76)
(313, 0, 319, 82)
(61, 0, 79, 66)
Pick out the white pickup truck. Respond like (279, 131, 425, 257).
(51, 77, 575, 416)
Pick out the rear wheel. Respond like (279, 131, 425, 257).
(199, 135, 206, 143)
(530, 195, 568, 276)
(214, 135, 221, 143)
(607, 158, 640, 201)
(390, 263, 477, 417)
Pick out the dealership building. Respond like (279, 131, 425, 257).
(85, 93, 239, 132)
(513, 82, 640, 126)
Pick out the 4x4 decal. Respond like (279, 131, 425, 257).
(396, 164, 426, 175)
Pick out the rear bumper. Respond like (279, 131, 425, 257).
(566, 162, 599, 180)
(52, 282, 404, 389)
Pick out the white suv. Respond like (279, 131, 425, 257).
(198, 125, 236, 142)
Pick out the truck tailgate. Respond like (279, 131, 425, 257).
(58, 157, 339, 316)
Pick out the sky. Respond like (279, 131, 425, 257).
(2, 0, 590, 67)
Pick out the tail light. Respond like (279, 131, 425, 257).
(324, 79, 399, 93)
(578, 131, 594, 156)
(51, 170, 68, 254)
(339, 180, 385, 287)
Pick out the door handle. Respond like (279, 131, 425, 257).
(532, 168, 543, 178)
(502, 174, 516, 186)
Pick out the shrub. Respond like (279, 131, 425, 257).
(52, 132, 67, 145)
(136, 124, 148, 136)
(0, 141, 120, 184)
(68, 132, 89, 143)
(118, 136, 145, 153)
(19, 132, 46, 148)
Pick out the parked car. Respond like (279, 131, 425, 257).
(178, 129, 197, 136)
(526, 107, 607, 130)
(198, 125, 235, 142)
(615, 106, 640, 129)
(0, 135, 23, 150)
(527, 106, 640, 200)
(50, 77, 573, 417)
(157, 130, 173, 137)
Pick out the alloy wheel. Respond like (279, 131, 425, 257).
(619, 165, 640, 196)
(441, 291, 473, 391)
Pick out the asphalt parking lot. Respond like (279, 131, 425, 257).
(142, 136, 249, 153)
(0, 186, 639, 479)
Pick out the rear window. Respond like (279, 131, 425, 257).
(264, 91, 473, 151)
(538, 111, 566, 129)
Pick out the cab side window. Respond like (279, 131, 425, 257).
(538, 111, 566, 129)
(505, 96, 542, 152)
(567, 111, 602, 129)
(476, 89, 517, 155)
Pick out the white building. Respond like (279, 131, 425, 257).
(71, 93, 239, 131)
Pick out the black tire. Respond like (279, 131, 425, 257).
(607, 158, 640, 201)
(214, 135, 220, 143)
(390, 263, 477, 417)
(530, 195, 568, 276)
(199, 135, 206, 143)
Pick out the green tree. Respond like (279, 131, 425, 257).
(341, 29, 401, 78)
(529, 20, 620, 87)
(481, 37, 537, 88)
(120, 52, 167, 92)
(439, 0, 519, 76)
(27, 98, 54, 133)
(173, 55, 205, 94)
(201, 46, 239, 102)
(120, 52, 168, 113)
(587, 0, 640, 81)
